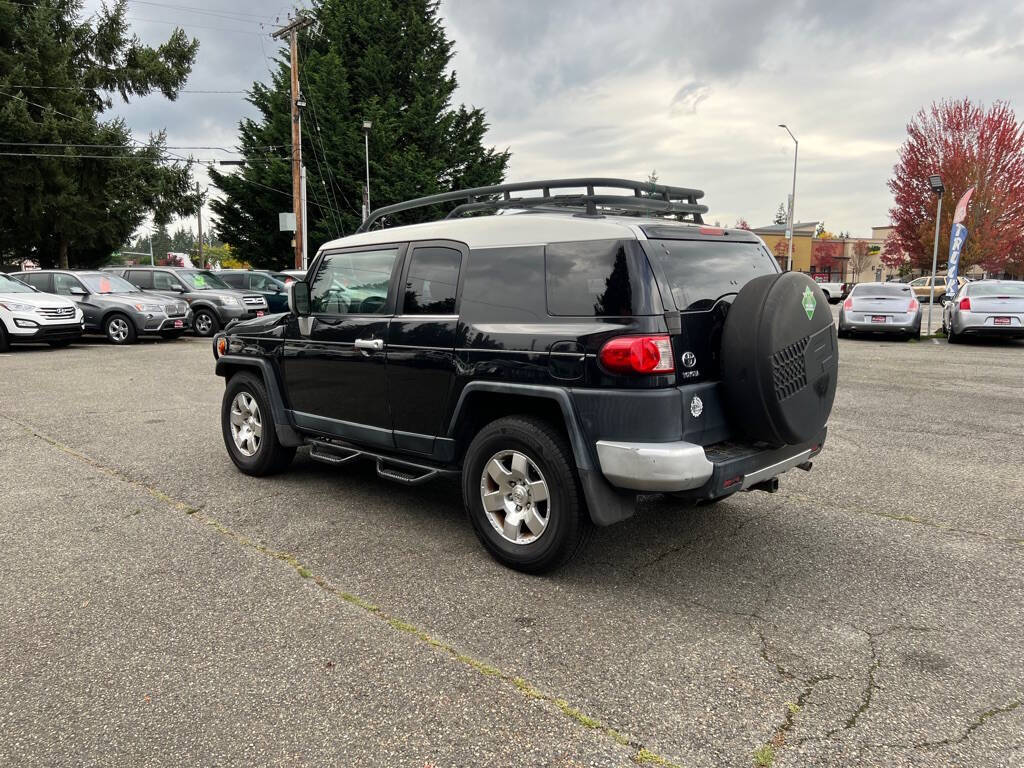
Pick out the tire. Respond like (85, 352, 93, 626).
(720, 273, 838, 446)
(105, 313, 137, 345)
(462, 415, 590, 574)
(947, 323, 962, 344)
(221, 372, 295, 476)
(193, 309, 220, 337)
(0, 322, 10, 353)
(160, 330, 185, 340)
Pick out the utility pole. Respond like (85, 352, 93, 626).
(272, 14, 313, 270)
(196, 181, 204, 268)
(779, 124, 798, 273)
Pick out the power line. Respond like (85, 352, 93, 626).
(0, 141, 287, 152)
(0, 0, 274, 23)
(6, 85, 249, 94)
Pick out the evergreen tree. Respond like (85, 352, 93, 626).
(0, 0, 200, 268)
(773, 202, 788, 225)
(210, 0, 510, 269)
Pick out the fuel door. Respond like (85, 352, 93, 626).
(549, 341, 585, 381)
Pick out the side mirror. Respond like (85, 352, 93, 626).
(288, 280, 310, 316)
(70, 287, 88, 296)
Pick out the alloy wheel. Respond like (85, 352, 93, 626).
(108, 317, 129, 343)
(229, 392, 262, 456)
(479, 450, 551, 545)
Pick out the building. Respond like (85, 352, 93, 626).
(751, 222, 820, 274)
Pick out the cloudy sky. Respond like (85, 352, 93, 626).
(81, 0, 1024, 238)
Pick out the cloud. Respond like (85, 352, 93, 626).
(71, 0, 1024, 237)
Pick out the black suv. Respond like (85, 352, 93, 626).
(212, 179, 838, 572)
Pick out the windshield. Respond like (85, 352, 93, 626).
(178, 270, 231, 290)
(852, 284, 912, 298)
(79, 274, 139, 294)
(969, 282, 1024, 297)
(0, 273, 34, 293)
(647, 240, 779, 311)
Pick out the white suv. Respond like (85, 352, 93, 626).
(0, 272, 84, 351)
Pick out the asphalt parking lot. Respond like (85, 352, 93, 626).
(2, 330, 1022, 768)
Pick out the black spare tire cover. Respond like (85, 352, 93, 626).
(720, 272, 838, 446)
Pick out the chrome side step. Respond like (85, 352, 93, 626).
(376, 459, 438, 486)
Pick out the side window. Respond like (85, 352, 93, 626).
(128, 270, 154, 289)
(153, 271, 179, 291)
(53, 273, 83, 295)
(250, 273, 275, 291)
(546, 240, 636, 316)
(222, 273, 245, 289)
(309, 247, 400, 315)
(20, 273, 50, 291)
(402, 247, 461, 315)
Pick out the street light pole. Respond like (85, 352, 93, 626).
(362, 120, 372, 222)
(779, 124, 798, 272)
(927, 174, 945, 335)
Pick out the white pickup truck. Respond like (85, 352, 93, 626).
(813, 279, 848, 304)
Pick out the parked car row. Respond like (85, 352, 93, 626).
(838, 279, 1024, 342)
(0, 266, 284, 352)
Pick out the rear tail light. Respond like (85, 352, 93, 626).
(908, 298, 919, 311)
(959, 297, 971, 311)
(699, 226, 725, 235)
(599, 335, 675, 374)
(843, 297, 853, 310)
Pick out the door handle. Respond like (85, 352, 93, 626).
(354, 338, 384, 352)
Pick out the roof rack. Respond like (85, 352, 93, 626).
(355, 177, 707, 233)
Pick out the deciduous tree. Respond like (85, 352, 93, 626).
(888, 98, 1024, 274)
(849, 240, 873, 281)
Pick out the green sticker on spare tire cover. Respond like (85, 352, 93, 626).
(801, 286, 816, 319)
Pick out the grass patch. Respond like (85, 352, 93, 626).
(297, 567, 312, 579)
(753, 744, 775, 766)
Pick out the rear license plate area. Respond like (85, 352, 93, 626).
(994, 316, 1011, 326)
(871, 315, 886, 324)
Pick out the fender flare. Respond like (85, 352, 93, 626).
(215, 355, 303, 447)
(446, 381, 636, 526)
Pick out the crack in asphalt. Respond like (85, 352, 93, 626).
(912, 699, 1023, 750)
(3, 414, 686, 768)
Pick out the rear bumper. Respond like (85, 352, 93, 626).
(596, 429, 826, 496)
(842, 313, 919, 333)
(953, 313, 1024, 335)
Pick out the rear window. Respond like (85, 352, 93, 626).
(545, 240, 647, 316)
(851, 284, 911, 297)
(646, 240, 778, 311)
(969, 282, 1024, 296)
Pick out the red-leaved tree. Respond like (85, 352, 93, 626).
(888, 99, 1024, 275)
(811, 239, 843, 275)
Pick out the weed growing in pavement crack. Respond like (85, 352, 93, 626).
(752, 744, 774, 766)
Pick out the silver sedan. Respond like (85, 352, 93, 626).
(943, 280, 1024, 343)
(838, 282, 921, 339)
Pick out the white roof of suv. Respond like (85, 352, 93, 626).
(319, 212, 708, 252)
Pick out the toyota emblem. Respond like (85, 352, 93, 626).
(681, 351, 697, 368)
